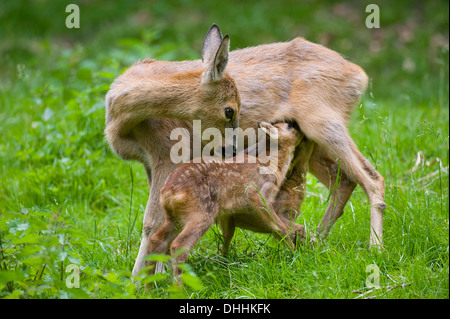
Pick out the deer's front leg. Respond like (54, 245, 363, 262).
(132, 191, 165, 279)
(132, 167, 174, 279)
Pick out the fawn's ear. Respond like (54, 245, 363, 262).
(259, 122, 279, 140)
(202, 25, 230, 83)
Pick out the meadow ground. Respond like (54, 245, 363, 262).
(0, 0, 448, 299)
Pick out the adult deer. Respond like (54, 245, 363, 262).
(105, 24, 385, 278)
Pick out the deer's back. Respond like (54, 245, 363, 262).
(110, 37, 368, 165)
(227, 38, 368, 127)
(123, 37, 367, 128)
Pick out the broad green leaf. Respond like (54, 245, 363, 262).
(0, 270, 24, 284)
(16, 244, 42, 259)
(180, 272, 203, 291)
(13, 233, 39, 245)
(144, 254, 171, 263)
(2, 290, 24, 299)
(21, 255, 46, 266)
(141, 272, 169, 284)
(58, 251, 68, 262)
(105, 271, 118, 283)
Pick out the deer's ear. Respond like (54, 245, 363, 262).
(202, 24, 223, 63)
(259, 122, 278, 140)
(202, 33, 230, 84)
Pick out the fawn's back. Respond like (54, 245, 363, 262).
(160, 156, 275, 216)
(160, 122, 302, 224)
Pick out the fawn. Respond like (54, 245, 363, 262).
(146, 122, 314, 280)
(104, 24, 386, 278)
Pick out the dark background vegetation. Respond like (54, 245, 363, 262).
(1, 0, 448, 102)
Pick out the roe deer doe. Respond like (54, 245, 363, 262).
(146, 122, 314, 282)
(104, 24, 386, 278)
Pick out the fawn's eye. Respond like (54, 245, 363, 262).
(224, 108, 235, 120)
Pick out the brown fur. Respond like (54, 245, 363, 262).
(104, 25, 386, 278)
(146, 122, 314, 283)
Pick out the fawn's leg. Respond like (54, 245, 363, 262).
(274, 139, 315, 232)
(145, 219, 177, 274)
(217, 216, 236, 256)
(249, 191, 296, 250)
(170, 216, 216, 281)
(266, 207, 296, 250)
(295, 113, 385, 247)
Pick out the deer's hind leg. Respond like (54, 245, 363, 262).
(308, 145, 357, 240)
(293, 106, 385, 248)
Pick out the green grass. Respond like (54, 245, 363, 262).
(0, 0, 448, 299)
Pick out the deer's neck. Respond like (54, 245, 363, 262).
(107, 70, 205, 137)
(134, 71, 204, 119)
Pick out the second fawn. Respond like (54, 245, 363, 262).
(146, 122, 314, 280)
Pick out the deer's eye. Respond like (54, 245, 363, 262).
(224, 108, 235, 120)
